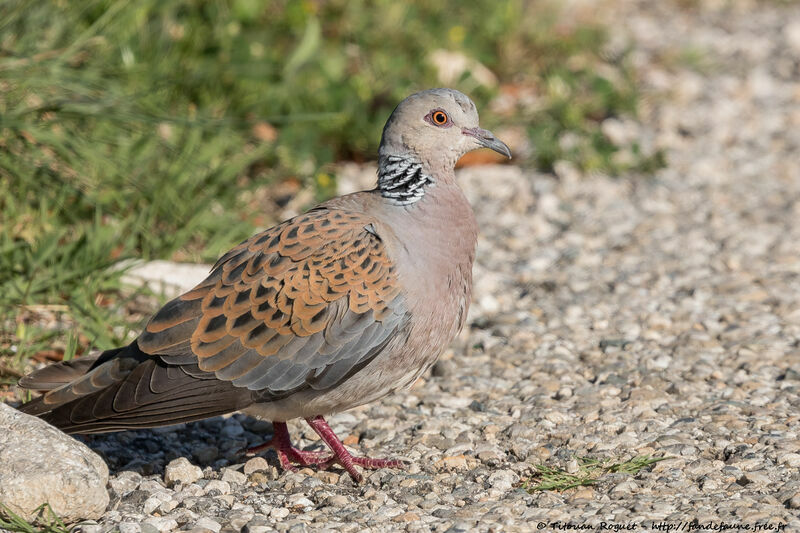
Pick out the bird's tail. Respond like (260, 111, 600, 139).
(18, 352, 106, 391)
(17, 343, 252, 433)
(17, 346, 131, 415)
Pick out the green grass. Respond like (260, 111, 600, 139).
(523, 455, 668, 492)
(0, 0, 662, 384)
(0, 503, 72, 533)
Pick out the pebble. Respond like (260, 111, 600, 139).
(270, 507, 290, 520)
(118, 523, 141, 533)
(75, 525, 103, 533)
(610, 480, 638, 495)
(142, 497, 162, 515)
(433, 455, 468, 471)
(243, 457, 270, 475)
(139, 524, 160, 533)
(393, 511, 421, 522)
(787, 492, 800, 510)
(164, 457, 203, 487)
(204, 480, 231, 496)
(248, 472, 270, 485)
(192, 517, 222, 533)
(110, 471, 143, 497)
(287, 495, 314, 511)
(226, 507, 255, 530)
(316, 471, 340, 484)
(487, 470, 519, 492)
(143, 517, 178, 533)
(158, 499, 179, 514)
(326, 495, 349, 506)
(779, 453, 800, 468)
(221, 468, 248, 485)
(243, 523, 273, 533)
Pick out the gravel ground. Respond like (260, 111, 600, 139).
(31, 1, 800, 532)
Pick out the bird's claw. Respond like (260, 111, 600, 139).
(243, 419, 405, 483)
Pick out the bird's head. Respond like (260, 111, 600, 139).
(378, 88, 511, 170)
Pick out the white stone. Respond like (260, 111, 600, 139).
(109, 471, 142, 497)
(203, 479, 231, 495)
(244, 527, 272, 533)
(143, 496, 162, 515)
(221, 468, 248, 485)
(158, 499, 179, 513)
(193, 517, 222, 533)
(611, 480, 639, 495)
(270, 507, 290, 519)
(779, 453, 800, 468)
(120, 260, 212, 298)
(243, 457, 270, 475)
(0, 403, 109, 522)
(164, 457, 203, 487)
(287, 494, 314, 510)
(144, 517, 179, 533)
(487, 469, 519, 492)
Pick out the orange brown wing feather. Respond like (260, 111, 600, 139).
(138, 208, 407, 397)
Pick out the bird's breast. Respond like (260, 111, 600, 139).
(379, 184, 478, 360)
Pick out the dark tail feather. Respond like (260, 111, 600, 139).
(17, 345, 146, 416)
(18, 343, 252, 433)
(17, 351, 113, 391)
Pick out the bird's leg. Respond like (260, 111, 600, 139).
(305, 415, 405, 483)
(245, 421, 332, 470)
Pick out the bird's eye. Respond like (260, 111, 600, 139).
(432, 111, 448, 125)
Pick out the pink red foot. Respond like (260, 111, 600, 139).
(305, 415, 406, 483)
(244, 418, 405, 482)
(244, 421, 332, 470)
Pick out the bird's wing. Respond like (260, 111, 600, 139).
(138, 206, 408, 399)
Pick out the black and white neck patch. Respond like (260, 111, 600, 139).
(377, 155, 434, 206)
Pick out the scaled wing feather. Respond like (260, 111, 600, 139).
(138, 207, 408, 396)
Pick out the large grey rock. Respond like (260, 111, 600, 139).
(0, 403, 109, 522)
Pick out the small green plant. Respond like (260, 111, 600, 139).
(523, 455, 668, 492)
(0, 503, 72, 533)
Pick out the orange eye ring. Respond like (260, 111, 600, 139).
(432, 111, 448, 125)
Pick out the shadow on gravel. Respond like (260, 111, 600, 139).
(76, 414, 293, 476)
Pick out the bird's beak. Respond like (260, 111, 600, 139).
(462, 127, 512, 159)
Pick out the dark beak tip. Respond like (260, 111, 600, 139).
(489, 138, 512, 160)
(464, 127, 512, 160)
